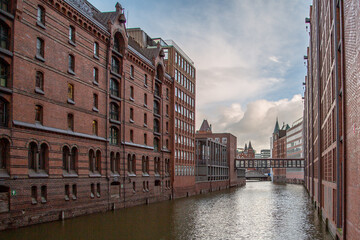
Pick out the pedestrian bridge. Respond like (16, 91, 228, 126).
(235, 158, 305, 169)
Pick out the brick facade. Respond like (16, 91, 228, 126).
(304, 0, 360, 239)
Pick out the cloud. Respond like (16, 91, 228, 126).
(198, 95, 304, 151)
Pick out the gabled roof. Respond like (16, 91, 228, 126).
(93, 11, 118, 26)
(199, 119, 212, 133)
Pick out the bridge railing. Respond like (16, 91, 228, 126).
(235, 158, 305, 169)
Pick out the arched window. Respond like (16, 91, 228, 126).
(113, 32, 124, 54)
(89, 149, 95, 172)
(0, 60, 8, 88)
(110, 127, 119, 145)
(0, 21, 9, 50)
(39, 143, 48, 171)
(110, 103, 119, 121)
(95, 150, 101, 173)
(62, 146, 69, 171)
(28, 142, 37, 170)
(93, 67, 98, 83)
(144, 93, 147, 105)
(35, 105, 43, 124)
(115, 153, 120, 173)
(154, 119, 160, 133)
(0, 98, 8, 126)
(70, 147, 77, 172)
(0, 138, 9, 170)
(110, 78, 119, 97)
(130, 65, 134, 78)
(142, 156, 146, 174)
(127, 154, 135, 174)
(37, 5, 45, 25)
(130, 108, 134, 121)
(130, 129, 134, 142)
(93, 42, 99, 57)
(153, 100, 160, 115)
(156, 65, 163, 80)
(69, 26, 75, 43)
(153, 138, 159, 152)
(36, 38, 44, 59)
(68, 54, 75, 73)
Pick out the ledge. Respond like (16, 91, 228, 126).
(110, 95, 121, 102)
(36, 21, 46, 29)
(92, 107, 99, 112)
(35, 88, 45, 95)
(92, 80, 99, 86)
(127, 172, 136, 177)
(89, 172, 101, 178)
(68, 40, 76, 47)
(93, 55, 99, 60)
(110, 71, 122, 79)
(122, 141, 154, 150)
(0, 86, 12, 94)
(62, 171, 78, 178)
(67, 99, 75, 105)
(112, 49, 123, 58)
(28, 170, 49, 178)
(142, 173, 149, 177)
(0, 170, 10, 179)
(0, 47, 13, 57)
(0, 9, 14, 20)
(35, 54, 45, 62)
(67, 69, 75, 75)
(109, 119, 121, 125)
(13, 120, 107, 142)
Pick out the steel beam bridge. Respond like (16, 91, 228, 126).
(235, 158, 305, 169)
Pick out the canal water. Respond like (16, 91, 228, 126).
(0, 182, 332, 240)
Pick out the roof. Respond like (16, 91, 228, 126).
(199, 120, 212, 133)
(273, 118, 280, 134)
(93, 11, 118, 26)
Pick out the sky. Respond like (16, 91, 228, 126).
(90, 0, 312, 151)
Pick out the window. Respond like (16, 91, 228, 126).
(96, 183, 100, 197)
(67, 113, 74, 131)
(0, 98, 7, 126)
(130, 108, 134, 122)
(111, 57, 120, 74)
(35, 71, 44, 91)
(144, 133, 147, 145)
(31, 186, 37, 204)
(41, 186, 47, 203)
(93, 68, 98, 83)
(36, 38, 44, 59)
(110, 152, 120, 174)
(154, 119, 160, 133)
(0, 60, 8, 87)
(93, 94, 98, 109)
(166, 122, 168, 132)
(65, 185, 70, 200)
(68, 55, 75, 73)
(110, 127, 119, 145)
(166, 88, 169, 98)
(127, 154, 136, 174)
(0, 138, 9, 170)
(142, 156, 148, 174)
(154, 100, 160, 115)
(62, 146, 77, 174)
(89, 149, 101, 173)
(67, 83, 74, 101)
(94, 42, 99, 57)
(132, 182, 136, 192)
(166, 139, 169, 149)
(154, 157, 160, 174)
(166, 105, 169, 115)
(144, 74, 147, 86)
(130, 65, 134, 78)
(114, 36, 120, 52)
(144, 93, 147, 106)
(144, 113, 147, 125)
(35, 105, 43, 124)
(92, 120, 98, 136)
(110, 103, 119, 121)
(69, 26, 75, 43)
(0, 22, 9, 50)
(90, 183, 95, 198)
(110, 79, 119, 97)
(72, 184, 77, 200)
(28, 143, 48, 173)
(153, 138, 159, 152)
(165, 159, 170, 175)
(154, 83, 160, 97)
(130, 86, 134, 100)
(130, 129, 133, 142)
(37, 6, 45, 25)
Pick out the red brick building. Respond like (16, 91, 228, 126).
(195, 120, 245, 189)
(271, 118, 289, 183)
(304, 0, 360, 239)
(0, 0, 193, 230)
(237, 141, 255, 159)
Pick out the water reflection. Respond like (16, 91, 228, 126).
(0, 182, 332, 240)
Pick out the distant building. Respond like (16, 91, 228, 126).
(260, 149, 271, 159)
(271, 118, 289, 183)
(195, 120, 245, 189)
(237, 141, 255, 159)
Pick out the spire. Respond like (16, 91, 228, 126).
(248, 141, 253, 150)
(273, 117, 280, 134)
(244, 143, 248, 150)
(199, 119, 212, 133)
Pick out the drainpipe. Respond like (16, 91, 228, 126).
(106, 35, 110, 210)
(122, 70, 126, 206)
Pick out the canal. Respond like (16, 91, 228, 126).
(0, 182, 332, 240)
